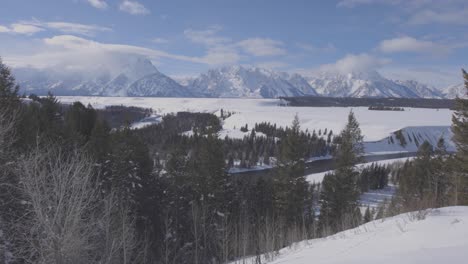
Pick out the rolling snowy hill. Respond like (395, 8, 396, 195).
(234, 206, 468, 264)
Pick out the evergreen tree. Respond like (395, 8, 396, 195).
(0, 57, 19, 106)
(319, 110, 363, 232)
(273, 114, 310, 235)
(451, 69, 468, 205)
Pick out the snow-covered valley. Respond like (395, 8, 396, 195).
(57, 97, 453, 143)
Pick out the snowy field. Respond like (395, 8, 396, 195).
(57, 97, 452, 141)
(234, 206, 468, 264)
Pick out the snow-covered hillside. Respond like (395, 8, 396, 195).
(364, 126, 456, 154)
(236, 206, 468, 264)
(441, 83, 467, 99)
(394, 79, 444, 98)
(188, 65, 317, 98)
(308, 70, 422, 98)
(127, 71, 192, 97)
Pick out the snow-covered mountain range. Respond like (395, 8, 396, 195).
(14, 57, 190, 97)
(188, 65, 318, 98)
(12, 59, 465, 99)
(440, 83, 467, 99)
(308, 70, 444, 98)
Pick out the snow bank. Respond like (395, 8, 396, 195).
(236, 206, 468, 264)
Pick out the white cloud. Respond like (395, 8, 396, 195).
(255, 61, 289, 69)
(199, 46, 241, 65)
(42, 35, 186, 60)
(184, 26, 287, 65)
(45, 22, 111, 35)
(381, 66, 466, 88)
(0, 25, 10, 33)
(337, 0, 400, 8)
(184, 26, 229, 47)
(320, 53, 390, 74)
(1, 23, 45, 35)
(5, 34, 241, 70)
(408, 8, 468, 25)
(237, 38, 286, 57)
(119, 0, 150, 15)
(0, 20, 111, 36)
(152, 38, 169, 44)
(183, 26, 241, 65)
(338, 0, 468, 26)
(86, 0, 108, 9)
(378, 36, 451, 54)
(297, 42, 337, 53)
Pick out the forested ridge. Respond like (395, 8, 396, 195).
(1, 57, 468, 264)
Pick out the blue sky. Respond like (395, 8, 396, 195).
(0, 0, 467, 87)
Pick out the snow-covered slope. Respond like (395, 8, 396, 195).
(283, 73, 319, 96)
(441, 83, 467, 99)
(364, 126, 456, 154)
(127, 71, 193, 97)
(308, 70, 421, 98)
(394, 80, 444, 98)
(189, 65, 318, 98)
(240, 206, 468, 264)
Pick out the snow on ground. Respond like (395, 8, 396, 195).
(130, 115, 162, 129)
(57, 97, 452, 141)
(359, 185, 396, 209)
(234, 206, 468, 264)
(306, 157, 412, 184)
(364, 126, 456, 153)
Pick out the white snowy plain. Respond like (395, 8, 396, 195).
(57, 97, 453, 141)
(233, 206, 468, 264)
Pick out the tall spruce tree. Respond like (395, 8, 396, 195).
(272, 114, 311, 238)
(451, 69, 468, 205)
(319, 110, 363, 233)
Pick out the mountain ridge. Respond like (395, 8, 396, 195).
(12, 59, 462, 99)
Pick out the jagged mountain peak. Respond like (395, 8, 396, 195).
(440, 83, 466, 99)
(189, 65, 318, 98)
(308, 69, 422, 98)
(394, 79, 443, 99)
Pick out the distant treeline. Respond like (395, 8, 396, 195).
(368, 106, 405, 111)
(280, 96, 455, 109)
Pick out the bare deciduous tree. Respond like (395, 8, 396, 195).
(12, 147, 140, 264)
